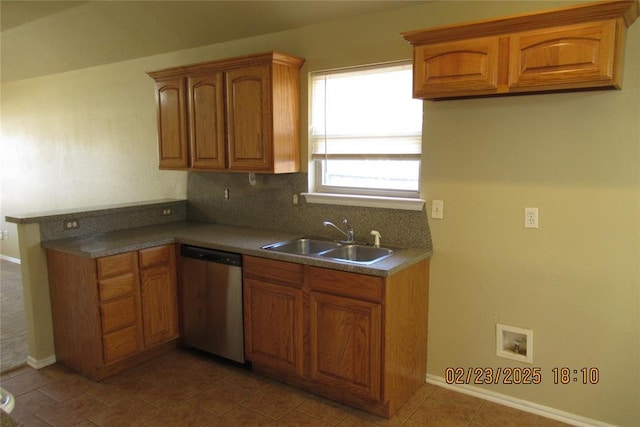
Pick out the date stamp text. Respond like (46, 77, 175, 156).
(444, 367, 599, 385)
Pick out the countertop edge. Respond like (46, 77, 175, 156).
(40, 221, 432, 277)
(6, 199, 186, 224)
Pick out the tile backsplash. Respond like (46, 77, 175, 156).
(187, 172, 432, 249)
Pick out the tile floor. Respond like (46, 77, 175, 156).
(1, 349, 572, 427)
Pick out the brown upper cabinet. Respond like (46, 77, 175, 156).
(148, 52, 304, 173)
(402, 0, 639, 100)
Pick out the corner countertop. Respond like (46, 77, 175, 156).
(40, 221, 432, 277)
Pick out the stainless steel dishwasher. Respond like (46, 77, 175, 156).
(179, 245, 245, 363)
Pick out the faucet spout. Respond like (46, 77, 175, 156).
(323, 219, 355, 243)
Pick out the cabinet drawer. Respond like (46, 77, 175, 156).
(98, 252, 136, 279)
(103, 325, 138, 364)
(98, 274, 135, 302)
(139, 245, 173, 269)
(101, 296, 136, 333)
(244, 256, 303, 287)
(309, 267, 383, 303)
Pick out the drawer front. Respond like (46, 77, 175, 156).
(139, 245, 173, 269)
(98, 252, 136, 279)
(308, 267, 384, 303)
(243, 256, 303, 287)
(101, 296, 136, 333)
(103, 325, 138, 364)
(98, 274, 135, 302)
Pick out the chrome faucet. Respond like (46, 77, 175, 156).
(323, 219, 355, 243)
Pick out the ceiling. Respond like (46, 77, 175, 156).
(0, 0, 424, 82)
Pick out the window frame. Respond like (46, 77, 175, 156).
(304, 61, 425, 211)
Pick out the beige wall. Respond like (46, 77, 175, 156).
(0, 58, 187, 259)
(1, 2, 638, 425)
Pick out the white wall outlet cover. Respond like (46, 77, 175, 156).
(524, 207, 538, 229)
(432, 200, 444, 219)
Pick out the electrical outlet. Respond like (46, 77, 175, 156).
(0, 230, 8, 240)
(293, 194, 299, 205)
(63, 219, 80, 231)
(431, 200, 444, 219)
(162, 208, 172, 216)
(224, 188, 230, 200)
(524, 208, 538, 229)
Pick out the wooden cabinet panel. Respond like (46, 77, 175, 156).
(140, 265, 179, 347)
(139, 245, 173, 269)
(188, 73, 226, 169)
(309, 291, 382, 401)
(47, 245, 178, 381)
(413, 36, 501, 98)
(103, 325, 139, 364)
(402, 1, 639, 99)
(308, 266, 383, 303)
(244, 255, 303, 287)
(97, 252, 136, 279)
(509, 20, 618, 90)
(244, 255, 430, 418)
(148, 52, 303, 173)
(225, 65, 272, 171)
(98, 274, 135, 302)
(243, 277, 304, 376)
(155, 77, 188, 168)
(100, 296, 136, 333)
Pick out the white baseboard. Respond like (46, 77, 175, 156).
(27, 355, 56, 370)
(426, 374, 612, 427)
(0, 255, 21, 264)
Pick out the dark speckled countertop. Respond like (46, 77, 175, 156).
(40, 221, 431, 277)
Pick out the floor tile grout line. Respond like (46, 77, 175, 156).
(1, 352, 574, 427)
(397, 401, 421, 426)
(466, 399, 487, 426)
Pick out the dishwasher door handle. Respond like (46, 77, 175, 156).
(180, 245, 242, 266)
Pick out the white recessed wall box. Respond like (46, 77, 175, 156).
(496, 323, 533, 363)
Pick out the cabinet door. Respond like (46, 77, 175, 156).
(308, 291, 382, 401)
(103, 326, 139, 365)
(188, 73, 227, 169)
(225, 65, 273, 171)
(243, 277, 304, 376)
(413, 36, 501, 99)
(154, 77, 188, 169)
(140, 265, 179, 347)
(509, 20, 619, 91)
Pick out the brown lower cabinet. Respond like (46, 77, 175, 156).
(243, 255, 430, 418)
(46, 244, 179, 381)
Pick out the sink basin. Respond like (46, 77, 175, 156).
(261, 238, 342, 255)
(262, 238, 398, 265)
(318, 245, 395, 264)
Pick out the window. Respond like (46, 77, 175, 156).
(307, 62, 423, 209)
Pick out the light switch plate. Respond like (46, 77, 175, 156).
(432, 200, 444, 219)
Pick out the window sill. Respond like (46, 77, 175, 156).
(301, 193, 425, 211)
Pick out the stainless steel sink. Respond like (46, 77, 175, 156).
(262, 238, 396, 265)
(261, 238, 342, 255)
(318, 245, 395, 264)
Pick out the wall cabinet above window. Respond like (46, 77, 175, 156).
(148, 52, 304, 173)
(402, 0, 639, 100)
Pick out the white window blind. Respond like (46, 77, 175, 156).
(310, 62, 423, 197)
